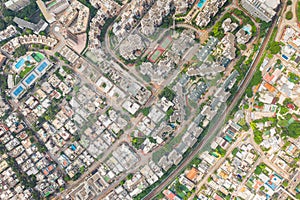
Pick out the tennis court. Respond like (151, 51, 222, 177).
(160, 36, 172, 50)
(31, 52, 45, 62)
(149, 49, 164, 63)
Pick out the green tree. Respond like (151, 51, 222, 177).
(159, 87, 176, 101)
(232, 148, 239, 156)
(269, 42, 281, 54)
(282, 180, 288, 187)
(14, 45, 27, 57)
(140, 107, 150, 116)
(286, 11, 293, 20)
(287, 122, 300, 138)
(126, 173, 133, 180)
(239, 44, 247, 50)
(254, 166, 262, 175)
(0, 19, 6, 31)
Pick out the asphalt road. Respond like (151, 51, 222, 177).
(143, 5, 282, 200)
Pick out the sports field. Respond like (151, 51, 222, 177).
(31, 52, 45, 62)
(160, 36, 172, 50)
(149, 49, 164, 63)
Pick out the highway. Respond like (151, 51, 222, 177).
(143, 4, 282, 200)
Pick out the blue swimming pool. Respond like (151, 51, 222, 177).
(282, 54, 288, 60)
(242, 25, 252, 34)
(15, 58, 25, 70)
(197, 0, 207, 8)
(70, 144, 76, 151)
(25, 73, 36, 85)
(13, 85, 25, 97)
(37, 61, 48, 73)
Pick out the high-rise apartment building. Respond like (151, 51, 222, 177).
(4, 0, 30, 11)
(241, 0, 280, 22)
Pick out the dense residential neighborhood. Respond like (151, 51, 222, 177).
(0, 0, 299, 200)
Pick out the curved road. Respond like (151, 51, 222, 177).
(143, 4, 283, 200)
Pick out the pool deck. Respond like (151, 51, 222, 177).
(11, 84, 26, 98)
(23, 71, 38, 87)
(11, 52, 53, 99)
(35, 59, 52, 75)
(13, 56, 32, 73)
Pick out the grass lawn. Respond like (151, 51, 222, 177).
(297, 1, 300, 22)
(19, 66, 35, 78)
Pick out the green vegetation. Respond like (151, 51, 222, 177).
(232, 148, 239, 156)
(245, 69, 262, 98)
(35, 141, 48, 153)
(42, 103, 60, 121)
(282, 180, 289, 187)
(62, 66, 73, 74)
(233, 56, 247, 75)
(77, 0, 97, 18)
(254, 129, 263, 144)
(54, 69, 65, 81)
(131, 137, 146, 149)
(287, 0, 292, 6)
(14, 45, 27, 58)
(250, 122, 264, 144)
(113, 0, 123, 6)
(259, 21, 271, 38)
(0, 19, 6, 31)
(173, 180, 192, 199)
(159, 87, 176, 101)
(269, 41, 281, 54)
(286, 122, 300, 138)
(0, 0, 39, 31)
(210, 12, 239, 40)
(279, 105, 289, 115)
(288, 72, 300, 84)
(286, 11, 293, 20)
(119, 179, 125, 185)
(140, 107, 151, 116)
(254, 163, 267, 175)
(133, 165, 177, 200)
(298, 1, 300, 22)
(266, 26, 281, 55)
(54, 52, 70, 65)
(99, 17, 116, 42)
(6, 156, 38, 191)
(254, 165, 262, 175)
(160, 15, 174, 29)
(126, 173, 133, 180)
(232, 9, 257, 35)
(208, 176, 212, 182)
(19, 66, 34, 78)
(239, 44, 247, 51)
(215, 146, 226, 157)
(188, 157, 202, 168)
(278, 119, 289, 127)
(166, 107, 174, 118)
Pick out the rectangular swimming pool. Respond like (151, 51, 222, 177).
(37, 61, 48, 73)
(24, 73, 37, 85)
(13, 85, 25, 97)
(15, 58, 25, 70)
